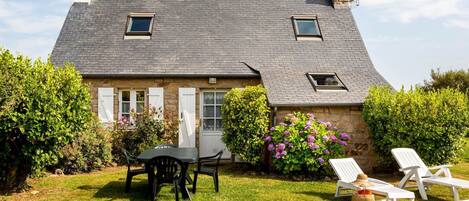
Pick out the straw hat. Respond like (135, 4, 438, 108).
(352, 173, 374, 187)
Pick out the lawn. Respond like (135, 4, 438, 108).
(2, 139, 469, 201)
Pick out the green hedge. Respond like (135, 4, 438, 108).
(363, 86, 469, 167)
(0, 49, 91, 191)
(55, 116, 113, 174)
(222, 85, 270, 166)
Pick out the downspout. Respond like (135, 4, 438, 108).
(271, 107, 278, 126)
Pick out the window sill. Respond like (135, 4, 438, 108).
(124, 35, 151, 40)
(296, 36, 323, 41)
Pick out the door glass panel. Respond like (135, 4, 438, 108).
(203, 106, 214, 117)
(204, 92, 214, 104)
(216, 119, 223, 131)
(215, 92, 225, 104)
(136, 91, 145, 101)
(203, 119, 215, 131)
(122, 91, 130, 101)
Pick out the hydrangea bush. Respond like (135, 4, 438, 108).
(265, 112, 350, 174)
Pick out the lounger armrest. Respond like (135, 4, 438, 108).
(399, 165, 420, 172)
(338, 180, 361, 190)
(428, 164, 452, 170)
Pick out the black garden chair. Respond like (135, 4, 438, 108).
(122, 148, 147, 193)
(149, 156, 188, 201)
(192, 150, 223, 193)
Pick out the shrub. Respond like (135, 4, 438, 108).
(265, 112, 349, 175)
(222, 85, 270, 166)
(55, 115, 113, 174)
(111, 107, 176, 164)
(0, 49, 91, 191)
(423, 69, 469, 94)
(363, 86, 469, 167)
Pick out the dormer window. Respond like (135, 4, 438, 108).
(125, 13, 155, 38)
(307, 73, 347, 91)
(292, 16, 322, 41)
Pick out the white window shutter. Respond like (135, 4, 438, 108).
(148, 88, 164, 118)
(98, 88, 114, 123)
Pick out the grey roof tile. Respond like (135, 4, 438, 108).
(51, 0, 389, 106)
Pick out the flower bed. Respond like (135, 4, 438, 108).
(265, 112, 350, 174)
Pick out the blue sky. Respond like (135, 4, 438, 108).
(0, 0, 468, 88)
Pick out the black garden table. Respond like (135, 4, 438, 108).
(137, 147, 198, 200)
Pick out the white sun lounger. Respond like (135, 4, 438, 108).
(392, 148, 469, 201)
(330, 158, 415, 201)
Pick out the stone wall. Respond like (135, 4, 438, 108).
(84, 77, 260, 146)
(275, 106, 376, 171)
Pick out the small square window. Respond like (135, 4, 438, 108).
(126, 13, 155, 36)
(292, 16, 322, 40)
(307, 73, 347, 91)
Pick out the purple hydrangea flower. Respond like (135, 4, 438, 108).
(325, 122, 333, 130)
(308, 142, 319, 150)
(264, 135, 272, 142)
(304, 121, 312, 130)
(340, 133, 350, 140)
(283, 130, 291, 136)
(307, 135, 315, 143)
(323, 149, 330, 155)
(317, 157, 325, 164)
(275, 150, 287, 159)
(322, 135, 329, 142)
(267, 144, 275, 151)
(270, 127, 276, 132)
(284, 141, 293, 148)
(339, 141, 348, 146)
(277, 143, 286, 151)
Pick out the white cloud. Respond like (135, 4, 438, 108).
(447, 19, 469, 29)
(359, 0, 469, 29)
(0, 0, 69, 59)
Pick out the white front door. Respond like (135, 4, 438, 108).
(178, 88, 196, 148)
(200, 91, 231, 158)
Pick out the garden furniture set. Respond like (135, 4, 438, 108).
(331, 148, 469, 201)
(123, 146, 223, 200)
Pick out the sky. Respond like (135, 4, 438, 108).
(0, 0, 468, 89)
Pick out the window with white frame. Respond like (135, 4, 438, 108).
(119, 90, 146, 121)
(202, 92, 226, 131)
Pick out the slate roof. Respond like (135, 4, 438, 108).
(51, 0, 389, 106)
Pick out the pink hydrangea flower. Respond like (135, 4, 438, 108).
(330, 135, 338, 142)
(277, 143, 286, 151)
(283, 130, 290, 136)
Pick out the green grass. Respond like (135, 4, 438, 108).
(1, 163, 468, 201)
(2, 139, 469, 201)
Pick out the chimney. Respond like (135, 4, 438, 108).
(332, 0, 357, 9)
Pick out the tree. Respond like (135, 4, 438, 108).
(0, 49, 91, 192)
(423, 69, 469, 94)
(221, 85, 270, 166)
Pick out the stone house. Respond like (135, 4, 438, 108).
(51, 0, 388, 170)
